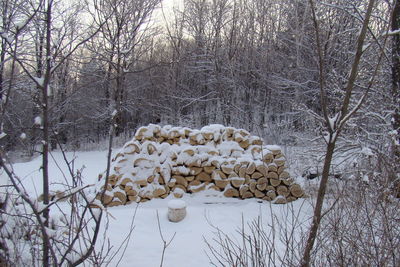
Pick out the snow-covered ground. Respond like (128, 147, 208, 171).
(1, 150, 313, 267)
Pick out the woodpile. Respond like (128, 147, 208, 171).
(95, 124, 304, 207)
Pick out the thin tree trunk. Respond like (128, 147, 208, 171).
(41, 1, 52, 265)
(391, 0, 400, 170)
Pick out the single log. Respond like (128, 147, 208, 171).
(256, 165, 268, 176)
(183, 148, 195, 156)
(269, 178, 281, 187)
(212, 170, 227, 180)
(273, 158, 285, 167)
(281, 178, 294, 186)
(126, 189, 138, 196)
(266, 171, 279, 179)
(277, 166, 287, 174)
(239, 140, 250, 149)
(153, 187, 167, 198)
(196, 172, 212, 182)
(238, 167, 247, 178)
(266, 190, 277, 200)
(172, 184, 187, 193)
(168, 200, 187, 223)
(128, 195, 138, 202)
(279, 171, 290, 179)
(147, 143, 157, 155)
(277, 186, 290, 197)
(231, 178, 245, 188)
(224, 188, 239, 198)
(242, 191, 254, 199)
(239, 185, 249, 195)
(136, 179, 148, 187)
(189, 182, 207, 193)
(172, 175, 188, 187)
(215, 179, 230, 189)
(256, 183, 267, 191)
(268, 164, 278, 172)
(147, 175, 155, 183)
(190, 167, 203, 176)
(257, 177, 268, 185)
(221, 165, 234, 175)
(274, 196, 287, 204)
(204, 166, 216, 174)
(186, 175, 195, 182)
(246, 163, 256, 174)
(254, 190, 265, 198)
(251, 172, 263, 179)
(108, 200, 123, 207)
(263, 153, 274, 162)
(249, 180, 257, 193)
(289, 184, 304, 198)
(167, 180, 176, 188)
(287, 196, 297, 203)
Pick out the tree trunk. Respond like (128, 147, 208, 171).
(391, 0, 400, 176)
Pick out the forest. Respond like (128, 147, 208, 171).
(0, 0, 399, 266)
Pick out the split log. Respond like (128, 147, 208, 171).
(268, 164, 278, 172)
(147, 175, 155, 183)
(224, 188, 239, 198)
(231, 178, 245, 188)
(190, 167, 203, 176)
(189, 182, 207, 193)
(172, 184, 187, 193)
(128, 195, 138, 202)
(186, 176, 195, 182)
(239, 140, 250, 149)
(269, 178, 281, 187)
(251, 172, 263, 179)
(266, 190, 277, 200)
(266, 171, 278, 179)
(257, 177, 268, 185)
(203, 166, 215, 174)
(211, 170, 227, 180)
(167, 180, 176, 188)
(196, 172, 212, 182)
(153, 187, 167, 198)
(125, 189, 138, 196)
(281, 178, 294, 186)
(238, 167, 247, 178)
(274, 196, 287, 204)
(172, 175, 188, 187)
(256, 183, 267, 191)
(108, 200, 123, 207)
(215, 179, 230, 189)
(273, 158, 285, 167)
(279, 171, 290, 179)
(241, 191, 254, 199)
(254, 190, 265, 198)
(252, 139, 263, 146)
(221, 165, 233, 175)
(239, 185, 249, 196)
(136, 179, 148, 187)
(183, 148, 195, 156)
(277, 186, 290, 197)
(246, 163, 256, 174)
(256, 165, 268, 176)
(147, 143, 157, 155)
(249, 180, 257, 193)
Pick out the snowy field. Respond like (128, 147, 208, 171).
(1, 150, 313, 267)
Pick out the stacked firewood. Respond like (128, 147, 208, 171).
(96, 124, 304, 207)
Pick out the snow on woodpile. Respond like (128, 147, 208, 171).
(95, 124, 304, 207)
